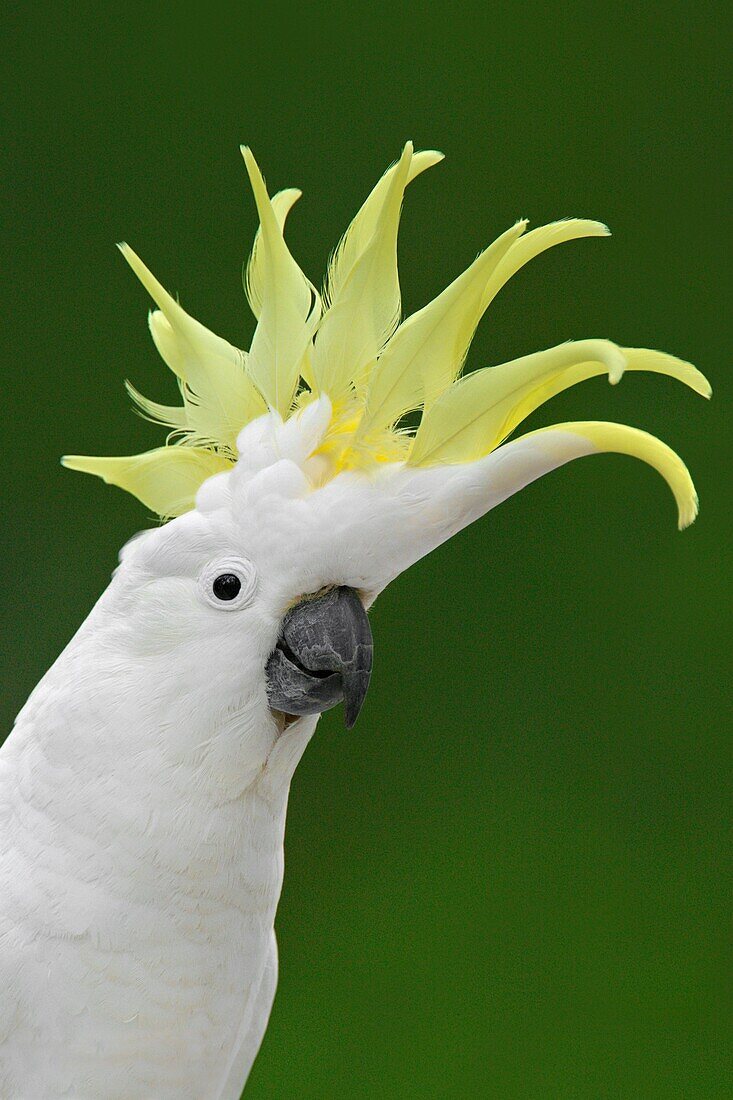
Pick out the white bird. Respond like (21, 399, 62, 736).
(0, 142, 710, 1098)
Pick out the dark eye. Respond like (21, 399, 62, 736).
(199, 557, 257, 611)
(212, 573, 242, 602)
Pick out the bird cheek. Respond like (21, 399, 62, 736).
(203, 702, 280, 798)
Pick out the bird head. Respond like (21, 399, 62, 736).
(64, 143, 709, 745)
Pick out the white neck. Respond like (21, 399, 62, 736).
(0, 593, 318, 1098)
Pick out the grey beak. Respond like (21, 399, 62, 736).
(265, 586, 373, 728)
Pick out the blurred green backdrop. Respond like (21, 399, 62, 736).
(2, 2, 730, 1096)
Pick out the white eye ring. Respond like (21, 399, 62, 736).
(198, 557, 258, 611)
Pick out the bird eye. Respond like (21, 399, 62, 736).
(212, 573, 241, 601)
(199, 558, 257, 611)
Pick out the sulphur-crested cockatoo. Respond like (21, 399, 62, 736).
(0, 143, 709, 1098)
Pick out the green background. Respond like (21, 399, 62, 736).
(2, 3, 730, 1096)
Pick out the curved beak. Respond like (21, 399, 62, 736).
(265, 586, 373, 728)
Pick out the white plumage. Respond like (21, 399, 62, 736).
(0, 144, 708, 1097)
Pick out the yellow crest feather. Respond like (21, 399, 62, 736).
(119, 245, 266, 453)
(527, 422, 700, 530)
(323, 147, 444, 310)
(245, 187, 302, 321)
(357, 220, 528, 438)
(241, 147, 321, 416)
(64, 146, 709, 525)
(408, 341, 709, 468)
(479, 219, 611, 313)
(310, 142, 414, 403)
(62, 447, 231, 519)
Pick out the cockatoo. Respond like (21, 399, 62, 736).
(0, 142, 709, 1098)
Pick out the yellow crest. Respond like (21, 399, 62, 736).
(64, 144, 710, 525)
